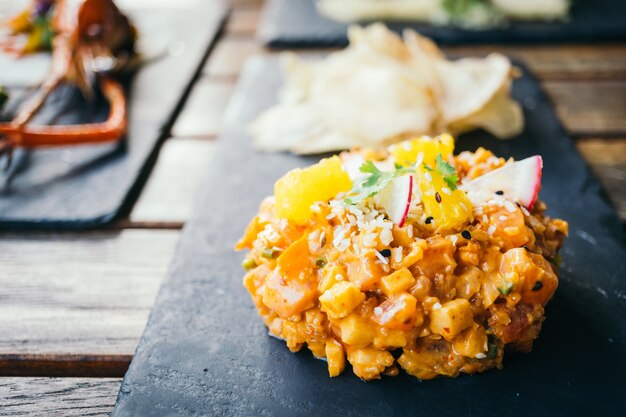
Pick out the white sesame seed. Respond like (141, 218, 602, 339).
(433, 302, 442, 310)
(374, 307, 383, 315)
(407, 225, 414, 238)
(450, 235, 458, 245)
(499, 215, 507, 221)
(488, 225, 496, 236)
(394, 247, 403, 263)
(482, 215, 488, 223)
(425, 172, 433, 182)
(505, 201, 517, 213)
(475, 353, 487, 359)
(375, 250, 389, 264)
(326, 213, 336, 220)
(442, 187, 452, 195)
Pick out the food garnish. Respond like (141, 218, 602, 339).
(236, 135, 568, 380)
(317, 0, 570, 28)
(250, 24, 523, 155)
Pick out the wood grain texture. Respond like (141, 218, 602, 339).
(130, 139, 218, 223)
(544, 81, 626, 135)
(170, 81, 234, 138)
(0, 378, 121, 416)
(0, 230, 178, 362)
(203, 37, 266, 77)
(577, 138, 626, 220)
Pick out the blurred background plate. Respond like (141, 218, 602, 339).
(0, 0, 227, 230)
(258, 0, 626, 48)
(111, 56, 626, 416)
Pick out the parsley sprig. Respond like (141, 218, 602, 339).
(343, 153, 460, 205)
(424, 154, 459, 191)
(343, 161, 415, 205)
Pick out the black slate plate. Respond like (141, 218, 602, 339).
(111, 56, 626, 416)
(0, 1, 227, 230)
(258, 0, 626, 48)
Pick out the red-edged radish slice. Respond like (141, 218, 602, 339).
(461, 155, 543, 209)
(377, 175, 413, 227)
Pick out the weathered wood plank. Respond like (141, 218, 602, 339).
(170, 81, 234, 138)
(203, 37, 266, 78)
(544, 81, 626, 135)
(226, 8, 260, 35)
(0, 230, 179, 370)
(130, 139, 218, 223)
(0, 378, 120, 417)
(577, 138, 626, 220)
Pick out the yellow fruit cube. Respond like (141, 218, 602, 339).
(372, 293, 421, 330)
(318, 264, 346, 293)
(373, 328, 408, 349)
(346, 348, 394, 380)
(391, 134, 455, 167)
(320, 281, 365, 319)
(380, 268, 416, 296)
(325, 340, 346, 377)
(453, 323, 488, 358)
(274, 156, 352, 224)
(417, 165, 473, 231)
(429, 299, 474, 341)
(339, 314, 375, 346)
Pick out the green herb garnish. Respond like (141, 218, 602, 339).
(343, 161, 415, 205)
(442, 0, 490, 19)
(497, 281, 514, 296)
(486, 334, 499, 359)
(436, 154, 459, 191)
(241, 258, 257, 271)
(261, 247, 281, 259)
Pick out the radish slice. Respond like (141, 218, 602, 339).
(377, 175, 413, 226)
(461, 155, 543, 209)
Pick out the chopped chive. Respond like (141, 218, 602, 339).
(241, 258, 257, 271)
(262, 247, 280, 259)
(497, 282, 513, 296)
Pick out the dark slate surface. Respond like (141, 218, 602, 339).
(258, 0, 626, 48)
(112, 56, 626, 417)
(0, 2, 227, 230)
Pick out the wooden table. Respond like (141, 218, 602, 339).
(1, 0, 625, 414)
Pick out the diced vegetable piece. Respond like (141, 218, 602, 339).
(274, 156, 352, 223)
(372, 293, 421, 330)
(500, 247, 558, 305)
(318, 264, 346, 293)
(346, 348, 394, 380)
(320, 281, 365, 319)
(429, 298, 474, 341)
(380, 268, 416, 296)
(373, 328, 408, 349)
(339, 314, 376, 346)
(391, 134, 455, 167)
(417, 165, 473, 231)
(261, 269, 316, 318)
(452, 323, 488, 358)
(325, 340, 346, 377)
(276, 235, 311, 280)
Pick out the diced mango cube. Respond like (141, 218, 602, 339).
(274, 156, 352, 223)
(372, 293, 421, 330)
(318, 264, 346, 293)
(453, 323, 488, 358)
(429, 298, 474, 341)
(320, 281, 365, 319)
(373, 328, 407, 349)
(346, 348, 394, 380)
(325, 340, 346, 377)
(380, 268, 416, 296)
(276, 235, 311, 280)
(339, 314, 375, 346)
(391, 134, 455, 167)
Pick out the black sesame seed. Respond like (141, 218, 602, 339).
(379, 249, 392, 257)
(495, 190, 504, 195)
(203, 368, 208, 372)
(461, 230, 472, 239)
(425, 216, 434, 224)
(532, 281, 544, 291)
(515, 202, 521, 208)
(435, 192, 442, 203)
